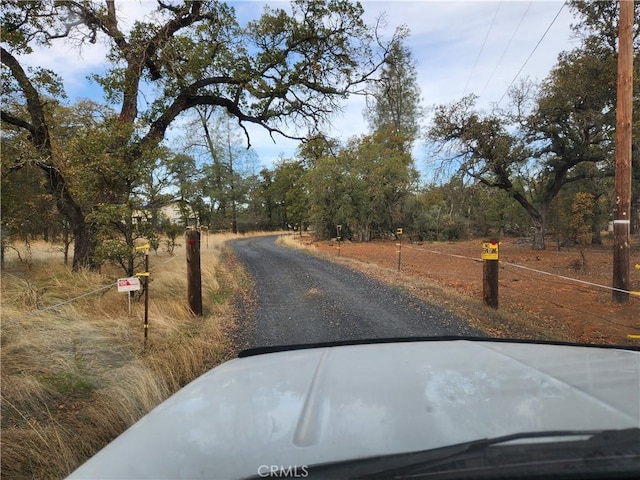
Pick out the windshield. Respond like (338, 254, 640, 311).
(1, 1, 638, 479)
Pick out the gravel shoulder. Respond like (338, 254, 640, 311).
(229, 235, 483, 348)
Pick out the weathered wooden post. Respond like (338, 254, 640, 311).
(396, 227, 403, 272)
(202, 225, 209, 249)
(482, 239, 499, 309)
(186, 229, 202, 316)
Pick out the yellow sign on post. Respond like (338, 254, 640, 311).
(135, 243, 150, 253)
(482, 241, 499, 260)
(482, 240, 500, 309)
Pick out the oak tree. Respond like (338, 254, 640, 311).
(1, 0, 399, 269)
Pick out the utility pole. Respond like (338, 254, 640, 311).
(613, 0, 634, 303)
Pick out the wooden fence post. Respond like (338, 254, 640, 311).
(186, 229, 202, 316)
(482, 240, 499, 309)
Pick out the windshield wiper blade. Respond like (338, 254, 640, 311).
(433, 427, 639, 451)
(303, 428, 640, 480)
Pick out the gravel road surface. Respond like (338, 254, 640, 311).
(230, 235, 484, 348)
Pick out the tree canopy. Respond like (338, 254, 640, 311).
(1, 0, 637, 267)
(426, 1, 639, 249)
(1, 0, 401, 269)
(364, 36, 422, 151)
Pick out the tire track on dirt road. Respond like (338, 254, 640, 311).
(230, 235, 484, 349)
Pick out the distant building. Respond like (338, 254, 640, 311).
(159, 201, 198, 227)
(133, 201, 198, 227)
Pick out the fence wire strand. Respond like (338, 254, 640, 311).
(405, 243, 639, 300)
(1, 253, 179, 328)
(401, 243, 639, 333)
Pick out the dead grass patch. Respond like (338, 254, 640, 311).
(1, 234, 250, 479)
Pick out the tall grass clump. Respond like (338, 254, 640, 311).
(1, 235, 249, 479)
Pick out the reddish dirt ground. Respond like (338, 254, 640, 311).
(303, 236, 640, 346)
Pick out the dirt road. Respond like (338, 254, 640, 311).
(230, 236, 483, 348)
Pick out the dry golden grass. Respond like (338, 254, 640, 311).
(1, 233, 251, 479)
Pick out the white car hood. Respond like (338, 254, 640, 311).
(69, 340, 640, 479)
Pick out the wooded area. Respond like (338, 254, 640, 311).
(2, 0, 639, 275)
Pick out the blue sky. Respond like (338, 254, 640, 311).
(17, 1, 578, 172)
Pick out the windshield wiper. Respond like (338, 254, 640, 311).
(302, 428, 640, 479)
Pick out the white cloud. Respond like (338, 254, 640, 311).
(13, 0, 578, 166)
(372, 1, 575, 110)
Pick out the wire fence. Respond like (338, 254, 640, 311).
(0, 254, 179, 328)
(3, 239, 638, 336)
(402, 243, 640, 333)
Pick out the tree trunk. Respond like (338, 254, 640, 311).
(508, 190, 547, 250)
(531, 216, 546, 250)
(62, 222, 71, 266)
(72, 222, 99, 271)
(1, 48, 101, 271)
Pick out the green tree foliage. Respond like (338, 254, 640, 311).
(401, 185, 461, 242)
(271, 159, 309, 230)
(134, 147, 175, 231)
(570, 192, 596, 246)
(364, 35, 422, 150)
(1, 123, 63, 246)
(4, 0, 638, 258)
(1, 0, 399, 269)
(570, 192, 596, 268)
(307, 130, 418, 240)
(193, 111, 260, 233)
(424, 1, 640, 249)
(0, 51, 96, 268)
(298, 134, 341, 168)
(568, 1, 640, 236)
(400, 179, 528, 243)
(247, 168, 277, 230)
(56, 101, 166, 274)
(305, 151, 353, 239)
(568, 1, 640, 54)
(545, 169, 612, 247)
(427, 94, 557, 247)
(428, 43, 622, 250)
(165, 153, 200, 227)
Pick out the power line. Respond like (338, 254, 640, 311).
(462, 1, 502, 97)
(496, 1, 566, 106)
(480, 1, 533, 98)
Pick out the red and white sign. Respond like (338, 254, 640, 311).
(117, 277, 141, 292)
